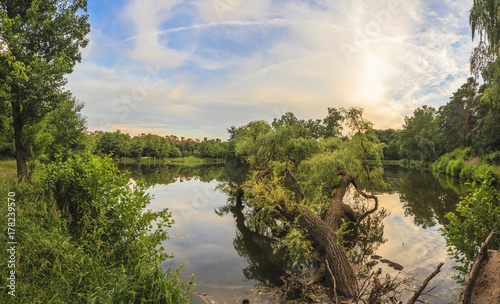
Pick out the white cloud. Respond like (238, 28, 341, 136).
(122, 0, 189, 69)
(68, 0, 476, 137)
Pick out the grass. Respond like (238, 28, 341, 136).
(112, 157, 225, 165)
(0, 159, 195, 304)
(165, 157, 224, 164)
(0, 160, 16, 179)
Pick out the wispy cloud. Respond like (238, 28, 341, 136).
(66, 0, 475, 138)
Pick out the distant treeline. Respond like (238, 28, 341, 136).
(86, 131, 228, 160)
(373, 77, 500, 164)
(2, 77, 500, 166)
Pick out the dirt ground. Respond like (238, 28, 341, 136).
(469, 249, 500, 304)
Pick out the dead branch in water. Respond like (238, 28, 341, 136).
(406, 262, 444, 304)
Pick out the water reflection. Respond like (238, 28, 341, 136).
(118, 163, 230, 186)
(216, 199, 287, 287)
(119, 163, 464, 303)
(346, 193, 389, 272)
(384, 166, 461, 228)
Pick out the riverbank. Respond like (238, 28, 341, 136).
(0, 155, 195, 303)
(113, 157, 224, 165)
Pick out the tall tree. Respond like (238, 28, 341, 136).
(0, 0, 90, 179)
(43, 95, 87, 159)
(398, 106, 442, 162)
(439, 77, 479, 151)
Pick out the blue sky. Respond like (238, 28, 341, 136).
(66, 0, 475, 139)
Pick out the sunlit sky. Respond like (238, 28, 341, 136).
(67, 0, 475, 139)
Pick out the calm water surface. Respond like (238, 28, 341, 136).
(120, 163, 463, 304)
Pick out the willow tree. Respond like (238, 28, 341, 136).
(227, 109, 385, 297)
(0, 0, 90, 179)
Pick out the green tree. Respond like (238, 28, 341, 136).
(398, 106, 442, 162)
(170, 147, 182, 158)
(439, 78, 479, 151)
(43, 95, 87, 160)
(226, 109, 385, 297)
(322, 107, 344, 138)
(373, 129, 401, 160)
(0, 0, 90, 179)
(131, 137, 144, 158)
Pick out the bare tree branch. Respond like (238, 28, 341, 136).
(407, 262, 444, 304)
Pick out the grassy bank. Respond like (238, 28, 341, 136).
(0, 160, 16, 179)
(433, 148, 500, 183)
(164, 157, 224, 165)
(112, 157, 224, 165)
(0, 155, 195, 303)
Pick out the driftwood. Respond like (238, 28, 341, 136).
(457, 230, 497, 304)
(406, 262, 444, 304)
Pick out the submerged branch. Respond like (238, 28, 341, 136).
(407, 262, 444, 304)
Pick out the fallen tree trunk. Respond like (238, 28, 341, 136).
(278, 201, 358, 297)
(232, 168, 371, 297)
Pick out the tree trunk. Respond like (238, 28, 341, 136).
(279, 202, 358, 297)
(235, 168, 359, 297)
(325, 172, 357, 230)
(12, 100, 28, 181)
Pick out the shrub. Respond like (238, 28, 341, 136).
(0, 174, 195, 303)
(484, 151, 500, 165)
(0, 155, 195, 304)
(459, 164, 475, 181)
(446, 159, 465, 177)
(38, 153, 173, 263)
(434, 154, 450, 173)
(441, 169, 500, 283)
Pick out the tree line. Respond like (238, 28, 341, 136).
(368, 77, 500, 164)
(88, 131, 228, 160)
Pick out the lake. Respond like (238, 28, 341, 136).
(119, 163, 463, 304)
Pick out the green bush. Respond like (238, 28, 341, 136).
(434, 154, 450, 173)
(440, 169, 500, 283)
(0, 155, 195, 303)
(459, 164, 475, 181)
(38, 153, 173, 263)
(447, 159, 465, 177)
(484, 151, 500, 165)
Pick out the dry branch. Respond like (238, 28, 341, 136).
(406, 262, 444, 304)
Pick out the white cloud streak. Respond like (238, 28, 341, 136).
(66, 0, 475, 138)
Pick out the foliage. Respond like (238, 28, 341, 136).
(0, 164, 194, 303)
(0, 0, 91, 179)
(440, 169, 500, 282)
(227, 108, 385, 265)
(42, 95, 87, 160)
(398, 106, 442, 162)
(446, 159, 465, 177)
(373, 129, 401, 160)
(469, 0, 500, 75)
(38, 153, 173, 264)
(438, 77, 479, 150)
(431, 148, 498, 185)
(483, 150, 500, 165)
